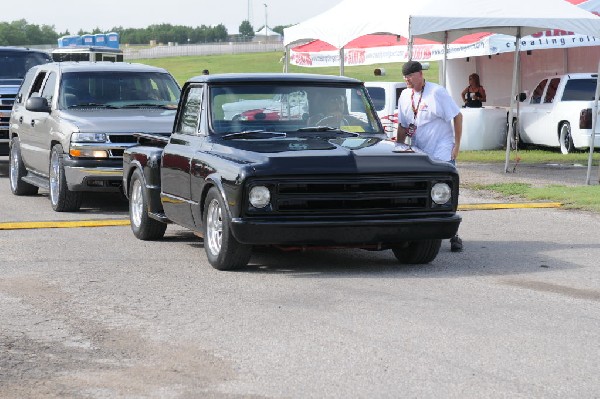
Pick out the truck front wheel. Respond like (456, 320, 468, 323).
(203, 187, 252, 271)
(559, 122, 574, 154)
(129, 169, 167, 240)
(49, 144, 82, 212)
(392, 239, 442, 264)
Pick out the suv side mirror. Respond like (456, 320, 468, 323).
(25, 96, 51, 113)
(517, 93, 527, 102)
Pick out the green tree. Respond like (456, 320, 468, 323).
(238, 20, 254, 41)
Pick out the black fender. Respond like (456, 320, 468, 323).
(123, 146, 165, 215)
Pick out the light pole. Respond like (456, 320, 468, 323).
(263, 3, 268, 43)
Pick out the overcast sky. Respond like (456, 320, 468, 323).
(1, 0, 341, 35)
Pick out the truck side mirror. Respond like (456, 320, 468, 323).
(517, 93, 527, 102)
(25, 96, 51, 113)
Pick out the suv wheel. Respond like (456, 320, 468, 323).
(49, 144, 82, 212)
(9, 137, 38, 195)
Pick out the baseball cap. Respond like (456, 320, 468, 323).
(402, 61, 423, 76)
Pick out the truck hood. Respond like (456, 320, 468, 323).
(210, 134, 455, 174)
(57, 108, 176, 133)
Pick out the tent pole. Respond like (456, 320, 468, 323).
(339, 48, 345, 76)
(504, 28, 522, 173)
(284, 45, 289, 73)
(441, 31, 448, 87)
(586, 59, 600, 184)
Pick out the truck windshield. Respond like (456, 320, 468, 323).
(60, 71, 181, 109)
(210, 83, 383, 135)
(0, 51, 52, 79)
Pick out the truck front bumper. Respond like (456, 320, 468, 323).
(230, 214, 461, 247)
(63, 158, 124, 192)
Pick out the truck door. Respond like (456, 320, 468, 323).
(18, 70, 49, 172)
(519, 78, 547, 144)
(161, 85, 204, 229)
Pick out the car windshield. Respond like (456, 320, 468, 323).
(0, 51, 52, 79)
(209, 83, 383, 135)
(59, 71, 181, 109)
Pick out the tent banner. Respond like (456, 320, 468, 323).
(290, 32, 600, 67)
(290, 41, 493, 67)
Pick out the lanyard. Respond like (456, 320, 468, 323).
(410, 82, 425, 122)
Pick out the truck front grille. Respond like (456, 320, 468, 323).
(0, 93, 16, 138)
(246, 175, 455, 216)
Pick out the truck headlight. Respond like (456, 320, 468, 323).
(71, 133, 107, 143)
(249, 186, 271, 208)
(431, 182, 451, 205)
(69, 149, 109, 158)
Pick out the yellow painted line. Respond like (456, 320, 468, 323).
(0, 219, 130, 230)
(459, 202, 563, 211)
(0, 202, 562, 230)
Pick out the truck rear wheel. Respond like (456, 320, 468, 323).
(559, 122, 574, 154)
(129, 169, 167, 240)
(49, 144, 82, 212)
(9, 137, 38, 196)
(392, 239, 442, 264)
(203, 187, 252, 271)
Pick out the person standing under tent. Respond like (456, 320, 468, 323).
(461, 73, 486, 108)
(396, 60, 464, 252)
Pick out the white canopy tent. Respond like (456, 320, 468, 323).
(283, 0, 600, 182)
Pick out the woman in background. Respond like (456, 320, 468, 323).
(461, 73, 486, 108)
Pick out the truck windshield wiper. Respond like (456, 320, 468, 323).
(222, 130, 287, 140)
(118, 103, 175, 109)
(68, 103, 119, 109)
(297, 126, 360, 136)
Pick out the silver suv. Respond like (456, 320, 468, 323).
(9, 62, 180, 211)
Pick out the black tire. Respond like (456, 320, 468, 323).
(392, 239, 442, 264)
(203, 187, 252, 271)
(129, 169, 167, 240)
(9, 137, 38, 196)
(49, 144, 82, 212)
(559, 122, 574, 154)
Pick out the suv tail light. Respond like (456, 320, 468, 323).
(580, 108, 592, 129)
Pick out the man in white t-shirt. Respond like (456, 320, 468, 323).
(396, 60, 464, 252)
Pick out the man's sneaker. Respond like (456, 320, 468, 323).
(450, 235, 463, 252)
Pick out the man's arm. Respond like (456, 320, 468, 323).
(452, 112, 463, 160)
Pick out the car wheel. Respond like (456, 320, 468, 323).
(9, 137, 38, 196)
(559, 122, 574, 154)
(129, 169, 167, 240)
(392, 239, 442, 264)
(203, 187, 252, 271)
(49, 144, 82, 212)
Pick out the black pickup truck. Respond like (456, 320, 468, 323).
(123, 73, 461, 270)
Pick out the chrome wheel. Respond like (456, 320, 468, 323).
(130, 178, 143, 228)
(206, 198, 223, 256)
(9, 147, 20, 192)
(559, 123, 574, 154)
(49, 148, 60, 206)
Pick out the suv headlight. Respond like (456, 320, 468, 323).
(431, 182, 451, 205)
(71, 133, 107, 143)
(249, 186, 271, 208)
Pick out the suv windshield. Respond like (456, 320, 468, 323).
(60, 71, 181, 109)
(210, 83, 383, 134)
(0, 51, 52, 79)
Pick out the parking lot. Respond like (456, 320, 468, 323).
(1, 157, 599, 398)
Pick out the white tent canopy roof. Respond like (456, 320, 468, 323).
(255, 26, 281, 37)
(284, 0, 600, 47)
